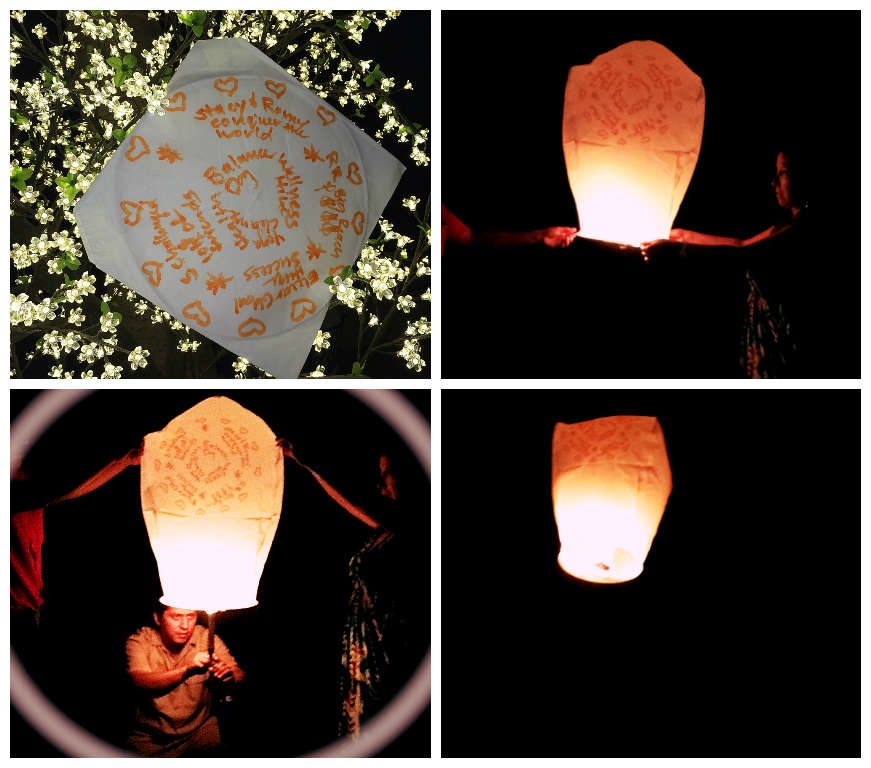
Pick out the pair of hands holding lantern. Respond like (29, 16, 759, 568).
(188, 651, 236, 683)
(442, 205, 578, 251)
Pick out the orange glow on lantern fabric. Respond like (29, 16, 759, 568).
(141, 397, 283, 613)
(552, 415, 671, 583)
(563, 41, 705, 247)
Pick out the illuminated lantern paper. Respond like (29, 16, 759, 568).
(75, 38, 404, 378)
(563, 41, 705, 247)
(552, 415, 671, 583)
(141, 397, 283, 613)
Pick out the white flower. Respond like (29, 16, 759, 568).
(128, 345, 150, 370)
(313, 330, 331, 352)
(100, 362, 123, 379)
(307, 365, 326, 378)
(100, 312, 120, 333)
(397, 295, 415, 313)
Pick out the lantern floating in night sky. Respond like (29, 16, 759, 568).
(552, 416, 672, 584)
(141, 397, 284, 614)
(563, 40, 705, 247)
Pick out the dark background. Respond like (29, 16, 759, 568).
(11, 389, 430, 756)
(442, 11, 860, 377)
(441, 389, 859, 756)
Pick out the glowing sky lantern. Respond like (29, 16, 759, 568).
(563, 41, 705, 247)
(140, 397, 284, 613)
(552, 415, 672, 584)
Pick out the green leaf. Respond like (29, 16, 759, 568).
(64, 274, 73, 286)
(61, 254, 81, 270)
(10, 166, 33, 191)
(340, 265, 353, 279)
(106, 56, 123, 70)
(324, 275, 334, 285)
(101, 301, 110, 314)
(122, 53, 137, 68)
(112, 128, 127, 142)
(351, 361, 363, 376)
(360, 17, 370, 29)
(363, 64, 384, 88)
(112, 311, 122, 322)
(114, 71, 125, 87)
(11, 109, 29, 126)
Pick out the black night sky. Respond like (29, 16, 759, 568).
(11, 389, 430, 757)
(442, 11, 860, 378)
(441, 389, 859, 757)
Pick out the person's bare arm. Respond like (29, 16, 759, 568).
(669, 223, 790, 248)
(128, 651, 210, 691)
(475, 227, 578, 249)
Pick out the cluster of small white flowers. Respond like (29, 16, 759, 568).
(405, 317, 431, 337)
(128, 345, 150, 370)
(329, 275, 365, 313)
(397, 295, 416, 314)
(397, 338, 425, 372)
(10, 294, 58, 326)
(313, 330, 331, 352)
(306, 364, 327, 378)
(177, 338, 201, 352)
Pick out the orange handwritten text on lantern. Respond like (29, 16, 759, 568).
(346, 162, 363, 185)
(316, 181, 350, 258)
(182, 299, 211, 328)
(304, 144, 324, 163)
(275, 152, 303, 230)
(206, 272, 234, 295)
(306, 238, 326, 260)
(250, 219, 285, 250)
(179, 190, 223, 263)
(157, 144, 183, 164)
(210, 193, 250, 250)
(291, 298, 317, 322)
(204, 166, 259, 196)
(261, 95, 310, 138)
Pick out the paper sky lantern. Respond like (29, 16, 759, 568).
(563, 41, 705, 247)
(75, 38, 404, 378)
(552, 415, 671, 583)
(140, 397, 283, 613)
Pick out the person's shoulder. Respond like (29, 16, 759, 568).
(191, 624, 208, 644)
(127, 625, 159, 645)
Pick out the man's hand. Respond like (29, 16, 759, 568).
(187, 651, 211, 676)
(539, 226, 579, 248)
(208, 657, 237, 683)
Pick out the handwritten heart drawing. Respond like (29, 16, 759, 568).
(291, 298, 317, 323)
(329, 264, 347, 277)
(180, 268, 199, 285)
(124, 135, 150, 162)
(350, 210, 366, 236)
(166, 91, 187, 112)
(141, 261, 163, 287)
(265, 80, 286, 99)
(182, 300, 211, 328)
(213, 76, 238, 97)
(120, 200, 143, 226)
(316, 105, 336, 126)
(238, 317, 267, 337)
(346, 162, 363, 186)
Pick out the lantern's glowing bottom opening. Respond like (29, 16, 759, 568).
(565, 144, 681, 247)
(557, 545, 643, 584)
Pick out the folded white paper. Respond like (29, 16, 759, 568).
(75, 38, 405, 377)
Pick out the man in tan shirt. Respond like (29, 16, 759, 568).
(125, 604, 244, 756)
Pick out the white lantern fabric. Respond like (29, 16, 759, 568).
(141, 397, 284, 612)
(75, 38, 405, 378)
(552, 415, 671, 584)
(563, 40, 705, 247)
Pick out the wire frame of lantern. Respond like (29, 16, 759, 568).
(552, 415, 672, 584)
(140, 396, 284, 614)
(563, 40, 705, 247)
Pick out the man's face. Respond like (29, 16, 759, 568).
(156, 607, 198, 648)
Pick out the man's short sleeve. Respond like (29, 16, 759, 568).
(126, 629, 152, 674)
